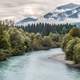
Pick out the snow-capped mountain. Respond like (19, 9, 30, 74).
(44, 3, 80, 21)
(16, 3, 80, 26)
(16, 16, 38, 25)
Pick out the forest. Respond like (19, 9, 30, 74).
(0, 21, 80, 64)
(17, 23, 76, 35)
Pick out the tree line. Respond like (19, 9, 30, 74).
(17, 23, 76, 35)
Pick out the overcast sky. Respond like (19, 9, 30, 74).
(0, 0, 80, 19)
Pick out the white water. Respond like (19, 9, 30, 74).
(0, 48, 80, 80)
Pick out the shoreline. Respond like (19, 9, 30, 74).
(49, 53, 80, 68)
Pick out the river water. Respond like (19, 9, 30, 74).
(0, 48, 80, 80)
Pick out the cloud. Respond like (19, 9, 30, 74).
(0, 0, 80, 19)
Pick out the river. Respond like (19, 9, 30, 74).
(0, 48, 80, 80)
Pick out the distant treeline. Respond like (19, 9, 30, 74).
(17, 23, 76, 35)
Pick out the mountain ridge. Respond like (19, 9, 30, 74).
(16, 3, 80, 25)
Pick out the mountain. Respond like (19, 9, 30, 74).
(56, 3, 79, 10)
(16, 16, 38, 25)
(44, 3, 80, 21)
(16, 3, 80, 26)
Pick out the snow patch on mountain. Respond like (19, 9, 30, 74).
(16, 3, 80, 26)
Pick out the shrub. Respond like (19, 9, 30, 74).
(0, 31, 11, 49)
(0, 49, 9, 61)
(73, 43, 80, 64)
(11, 48, 25, 56)
(32, 37, 43, 50)
(24, 36, 32, 51)
(62, 34, 73, 51)
(9, 28, 25, 48)
(65, 38, 80, 60)
(69, 28, 80, 37)
(42, 36, 53, 48)
(49, 33, 60, 42)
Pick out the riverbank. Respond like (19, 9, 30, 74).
(49, 53, 80, 68)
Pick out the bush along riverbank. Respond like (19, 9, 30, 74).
(0, 22, 64, 61)
(62, 27, 80, 67)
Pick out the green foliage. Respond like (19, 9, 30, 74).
(0, 22, 62, 61)
(62, 28, 80, 64)
(0, 31, 11, 49)
(9, 28, 25, 48)
(73, 43, 80, 64)
(62, 34, 73, 51)
(18, 23, 75, 35)
(31, 33, 43, 50)
(69, 28, 80, 37)
(0, 49, 10, 61)
(1, 21, 75, 61)
(49, 33, 60, 42)
(30, 32, 61, 50)
(42, 36, 53, 48)
(24, 36, 32, 51)
(65, 38, 80, 60)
